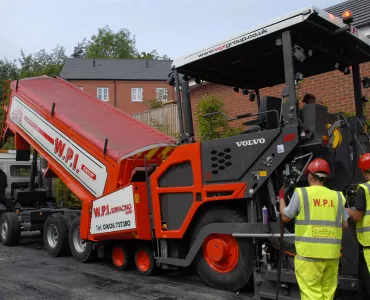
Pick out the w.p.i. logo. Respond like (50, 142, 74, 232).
(11, 105, 23, 124)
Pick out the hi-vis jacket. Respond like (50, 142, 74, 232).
(356, 182, 370, 246)
(295, 186, 345, 259)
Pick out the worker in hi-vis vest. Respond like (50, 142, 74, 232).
(279, 158, 349, 300)
(346, 153, 370, 299)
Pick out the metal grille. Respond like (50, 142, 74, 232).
(158, 161, 193, 187)
(206, 191, 234, 198)
(210, 148, 233, 175)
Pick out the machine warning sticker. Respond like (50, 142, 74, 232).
(259, 170, 267, 177)
(90, 185, 136, 235)
(277, 144, 285, 153)
(9, 96, 108, 197)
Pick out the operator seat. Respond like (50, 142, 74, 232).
(242, 96, 282, 134)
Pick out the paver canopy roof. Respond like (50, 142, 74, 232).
(172, 6, 370, 89)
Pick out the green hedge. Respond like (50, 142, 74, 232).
(54, 178, 80, 207)
(195, 95, 243, 141)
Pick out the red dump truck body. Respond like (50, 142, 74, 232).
(3, 76, 177, 240)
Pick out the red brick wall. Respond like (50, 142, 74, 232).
(190, 62, 370, 139)
(69, 80, 175, 115)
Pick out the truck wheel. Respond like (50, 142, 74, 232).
(190, 206, 253, 292)
(69, 217, 96, 263)
(65, 213, 78, 226)
(134, 246, 156, 275)
(43, 214, 70, 256)
(112, 245, 133, 270)
(0, 212, 21, 246)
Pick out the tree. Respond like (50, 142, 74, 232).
(196, 95, 242, 141)
(146, 98, 165, 110)
(54, 178, 80, 207)
(0, 46, 74, 206)
(71, 39, 87, 58)
(138, 49, 170, 60)
(18, 45, 67, 78)
(0, 58, 18, 96)
(76, 25, 170, 60)
(0, 59, 19, 130)
(0, 46, 67, 148)
(0, 59, 18, 81)
(84, 25, 138, 59)
(0, 58, 19, 95)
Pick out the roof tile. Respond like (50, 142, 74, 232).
(60, 58, 173, 81)
(325, 0, 370, 28)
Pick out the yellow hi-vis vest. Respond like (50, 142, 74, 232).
(295, 186, 344, 259)
(356, 182, 370, 246)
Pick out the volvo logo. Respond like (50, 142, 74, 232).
(236, 138, 266, 147)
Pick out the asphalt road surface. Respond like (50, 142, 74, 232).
(0, 232, 251, 300)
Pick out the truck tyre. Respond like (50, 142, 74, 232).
(0, 212, 21, 246)
(64, 213, 78, 227)
(190, 206, 253, 292)
(43, 214, 70, 256)
(134, 246, 156, 276)
(112, 245, 133, 270)
(69, 217, 96, 263)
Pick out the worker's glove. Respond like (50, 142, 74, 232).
(279, 187, 286, 200)
(279, 181, 296, 200)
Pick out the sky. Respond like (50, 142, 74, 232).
(1, 0, 342, 62)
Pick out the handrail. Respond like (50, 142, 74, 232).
(332, 112, 366, 154)
(348, 116, 370, 142)
(202, 109, 281, 140)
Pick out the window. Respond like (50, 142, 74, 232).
(78, 86, 83, 90)
(132, 88, 143, 102)
(10, 165, 31, 177)
(97, 87, 109, 101)
(156, 88, 168, 102)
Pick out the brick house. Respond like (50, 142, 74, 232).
(60, 58, 174, 115)
(189, 0, 370, 138)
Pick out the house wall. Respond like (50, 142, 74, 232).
(190, 62, 370, 140)
(69, 80, 175, 115)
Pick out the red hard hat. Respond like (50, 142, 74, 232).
(358, 153, 370, 171)
(306, 158, 331, 177)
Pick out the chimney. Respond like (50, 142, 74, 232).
(146, 59, 149, 68)
(93, 58, 96, 67)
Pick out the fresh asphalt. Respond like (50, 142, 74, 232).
(0, 232, 251, 300)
